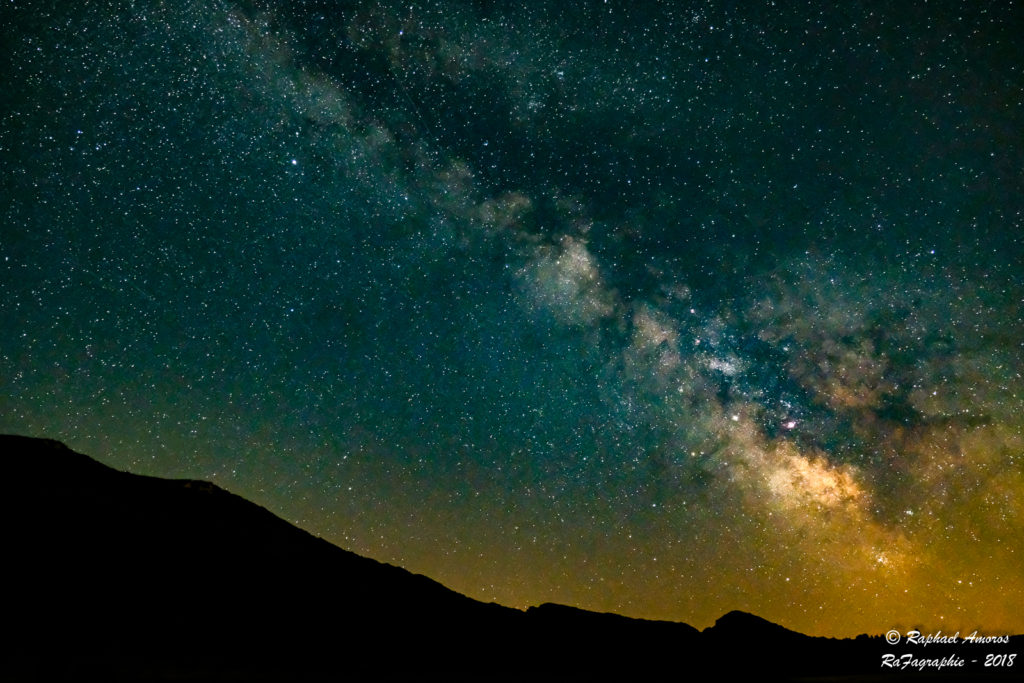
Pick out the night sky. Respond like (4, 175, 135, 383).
(3, 0, 1023, 638)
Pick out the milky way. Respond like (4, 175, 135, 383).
(2, 0, 1022, 636)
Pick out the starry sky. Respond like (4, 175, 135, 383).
(2, 0, 1023, 638)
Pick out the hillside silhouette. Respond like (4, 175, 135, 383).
(5, 435, 1021, 681)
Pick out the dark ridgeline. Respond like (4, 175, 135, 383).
(4, 434, 1021, 681)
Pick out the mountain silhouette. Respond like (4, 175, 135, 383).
(5, 435, 1021, 681)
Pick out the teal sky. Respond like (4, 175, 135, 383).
(2, 0, 1022, 636)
